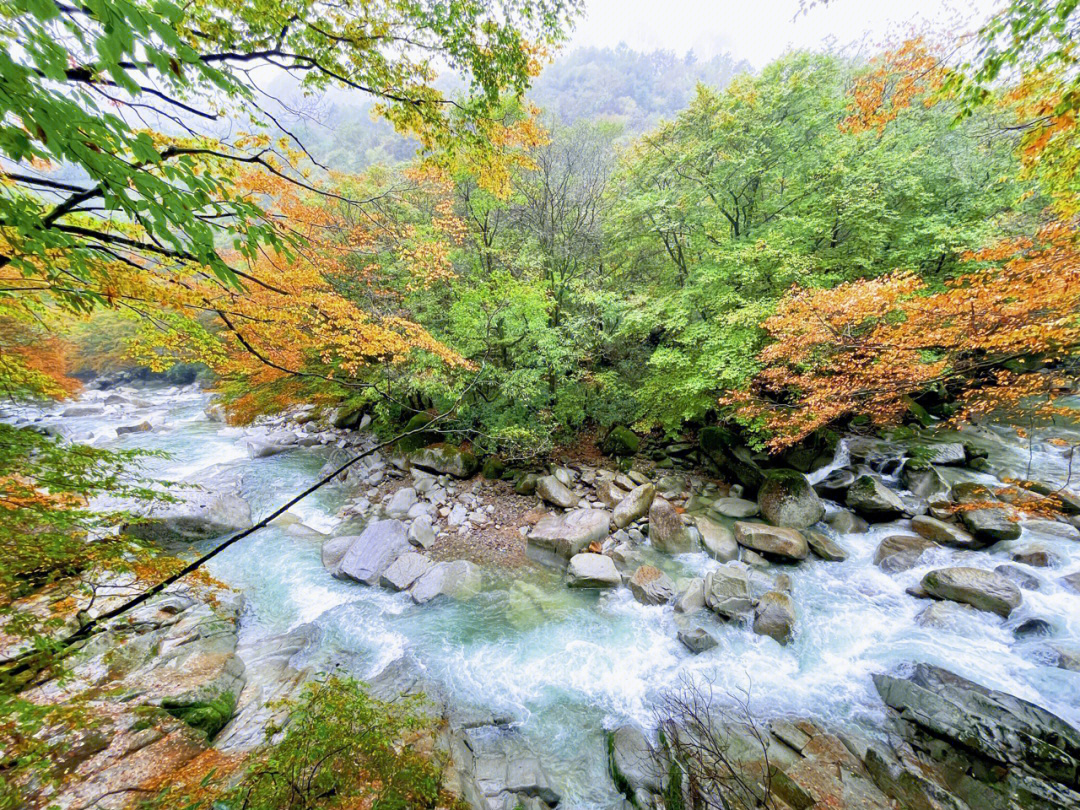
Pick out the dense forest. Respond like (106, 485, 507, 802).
(2, 0, 1080, 808)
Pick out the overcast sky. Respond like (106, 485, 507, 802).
(566, 0, 1001, 68)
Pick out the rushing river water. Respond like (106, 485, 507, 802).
(7, 384, 1080, 808)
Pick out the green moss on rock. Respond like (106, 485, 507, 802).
(162, 690, 237, 739)
(602, 426, 641, 457)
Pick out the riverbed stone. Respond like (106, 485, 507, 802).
(321, 535, 353, 576)
(805, 530, 848, 562)
(910, 515, 978, 549)
(514, 473, 538, 495)
(1012, 547, 1057, 567)
(814, 468, 855, 498)
(380, 551, 433, 591)
(607, 725, 664, 801)
(535, 475, 576, 508)
(846, 475, 905, 519)
(408, 444, 478, 478)
(958, 505, 1022, 544)
(753, 591, 796, 644)
(711, 497, 760, 519)
(125, 485, 251, 543)
(612, 483, 655, 529)
(758, 470, 824, 528)
(596, 480, 626, 508)
(628, 565, 675, 605)
(901, 461, 950, 501)
(385, 486, 417, 518)
(678, 626, 719, 654)
(410, 560, 481, 604)
(116, 420, 152, 435)
(527, 509, 611, 565)
(674, 578, 706, 613)
(733, 522, 809, 561)
(566, 553, 621, 588)
(648, 497, 697, 553)
(338, 519, 411, 586)
(995, 563, 1041, 590)
(922, 566, 1021, 617)
(408, 514, 436, 549)
(873, 534, 937, 573)
(825, 509, 868, 534)
(693, 515, 738, 561)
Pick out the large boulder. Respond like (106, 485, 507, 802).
(699, 427, 765, 494)
(910, 515, 979, 549)
(694, 516, 739, 561)
(410, 559, 481, 604)
(628, 565, 675, 605)
(527, 509, 611, 565)
(601, 426, 640, 457)
(380, 551, 433, 591)
(900, 461, 950, 501)
(753, 591, 796, 644)
(702, 565, 773, 618)
(566, 554, 621, 588)
(321, 535, 353, 576)
(757, 470, 824, 528)
(873, 534, 936, 573)
(337, 519, 411, 585)
(674, 578, 706, 613)
(958, 505, 1022, 544)
(535, 475, 576, 508)
(125, 486, 251, 543)
(733, 522, 809, 561)
(846, 475, 905, 519)
(921, 567, 1022, 617)
(607, 725, 664, 803)
(384, 487, 417, 519)
(408, 444, 477, 478)
(612, 483, 656, 528)
(648, 497, 697, 554)
(678, 626, 719, 654)
(805, 530, 848, 562)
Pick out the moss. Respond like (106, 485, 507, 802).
(607, 730, 635, 804)
(481, 456, 506, 480)
(162, 690, 237, 739)
(602, 426, 641, 457)
(398, 412, 438, 452)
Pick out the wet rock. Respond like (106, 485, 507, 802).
(1048, 643, 1080, 672)
(408, 444, 478, 478)
(380, 551, 434, 591)
(628, 565, 675, 605)
(596, 480, 626, 508)
(711, 497, 760, 519)
(694, 515, 738, 561)
(921, 566, 1022, 617)
(958, 505, 1022, 544)
(910, 515, 978, 549)
(753, 591, 796, 644)
(1012, 548, 1056, 567)
(1060, 572, 1080, 593)
(900, 460, 950, 501)
(527, 509, 611, 565)
(916, 600, 974, 629)
(674, 578, 706, 613)
(116, 420, 152, 435)
(846, 475, 905, 519)
(607, 724, 664, 802)
(814, 468, 855, 498)
(124, 481, 251, 543)
(1013, 618, 1053, 639)
(995, 563, 1041, 590)
(733, 522, 809, 561)
(63, 405, 105, 417)
(919, 442, 967, 465)
(825, 509, 868, 534)
(321, 535, 353, 576)
(703, 565, 772, 618)
(385, 486, 417, 518)
(805, 530, 848, 562)
(648, 497, 697, 554)
(246, 437, 290, 458)
(758, 470, 824, 528)
(873, 534, 936, 573)
(338, 519, 412, 586)
(678, 626, 718, 654)
(410, 560, 482, 604)
(566, 553, 621, 588)
(535, 475, 576, 508)
(612, 483, 656, 529)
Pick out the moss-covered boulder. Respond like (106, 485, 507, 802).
(397, 412, 438, 452)
(757, 469, 824, 528)
(162, 691, 238, 739)
(408, 443, 477, 478)
(602, 426, 641, 457)
(481, 456, 506, 480)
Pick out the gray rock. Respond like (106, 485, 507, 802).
(385, 487, 417, 518)
(916, 600, 974, 629)
(814, 468, 855, 498)
(1012, 548, 1056, 567)
(612, 483, 656, 529)
(959, 505, 1022, 544)
(596, 480, 626, 508)
(321, 535, 353, 576)
(535, 475, 577, 508)
(693, 516, 738, 561)
(753, 591, 796, 644)
(648, 497, 697, 553)
(825, 509, 868, 534)
(995, 563, 1041, 590)
(873, 534, 936, 573)
(514, 473, 538, 495)
(527, 509, 611, 565)
(805, 530, 848, 562)
(566, 554, 621, 588)
(674, 578, 706, 613)
(628, 565, 675, 605)
(116, 420, 152, 435)
(901, 461, 950, 501)
(380, 551, 433, 591)
(410, 559, 482, 603)
(338, 519, 411, 585)
(733, 521, 808, 561)
(124, 486, 251, 543)
(408, 514, 436, 549)
(607, 725, 664, 799)
(711, 497, 760, 519)
(920, 443, 967, 465)
(757, 470, 824, 528)
(246, 437, 289, 458)
(922, 567, 1022, 617)
(846, 475, 905, 519)
(408, 445, 478, 478)
(678, 626, 718, 654)
(910, 515, 979, 549)
(703, 565, 772, 618)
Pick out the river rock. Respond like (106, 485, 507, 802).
(678, 626, 719, 654)
(535, 475, 576, 508)
(607, 725, 664, 801)
(921, 566, 1021, 617)
(900, 461, 950, 500)
(116, 420, 152, 435)
(514, 473, 538, 495)
(612, 483, 655, 528)
(873, 534, 937, 573)
(338, 519, 411, 586)
(846, 475, 905, 519)
(380, 551, 433, 591)
(1012, 547, 1056, 567)
(995, 563, 1041, 590)
(385, 486, 417, 519)
(693, 515, 738, 561)
(916, 599, 974, 629)
(757, 470, 824, 528)
(825, 508, 868, 534)
(733, 522, 808, 561)
(805, 530, 848, 562)
(958, 505, 1022, 544)
(321, 535, 353, 576)
(674, 578, 706, 613)
(566, 553, 621, 588)
(703, 565, 772, 618)
(410, 559, 481, 604)
(246, 437, 291, 458)
(125, 486, 251, 543)
(910, 515, 978, 549)
(753, 591, 796, 644)
(527, 509, 611, 565)
(408, 514, 436, 549)
(595, 480, 626, 508)
(628, 565, 675, 605)
(63, 405, 105, 417)
(648, 497, 697, 553)
(408, 444, 478, 478)
(814, 468, 856, 498)
(711, 497, 759, 519)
